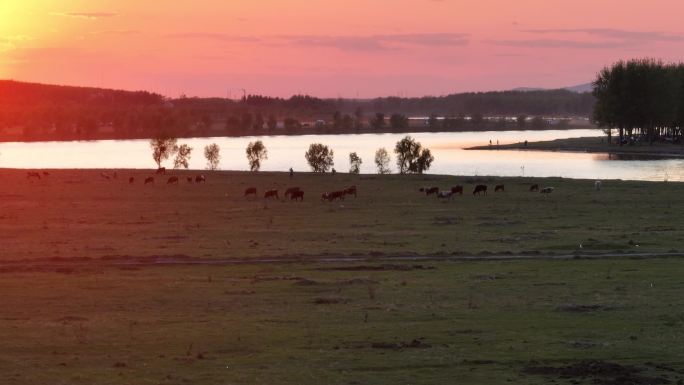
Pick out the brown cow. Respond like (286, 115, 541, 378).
(425, 187, 439, 196)
(244, 187, 257, 197)
(264, 189, 279, 199)
(473, 184, 487, 195)
(284, 187, 301, 197)
(167, 176, 179, 184)
(322, 191, 345, 202)
(144, 177, 154, 185)
(195, 175, 206, 183)
(186, 177, 193, 183)
(156, 167, 166, 175)
(450, 185, 464, 195)
(344, 185, 357, 197)
(26, 172, 41, 179)
(529, 184, 539, 192)
(290, 190, 304, 201)
(128, 177, 135, 184)
(100, 172, 110, 180)
(494, 184, 505, 192)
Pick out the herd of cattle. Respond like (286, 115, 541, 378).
(419, 183, 555, 199)
(26, 167, 587, 202)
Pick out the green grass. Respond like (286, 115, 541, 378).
(1, 169, 684, 261)
(2, 169, 684, 384)
(2, 258, 684, 384)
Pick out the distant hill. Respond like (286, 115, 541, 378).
(0, 80, 163, 107)
(512, 82, 593, 94)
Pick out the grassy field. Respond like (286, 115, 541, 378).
(468, 136, 684, 157)
(2, 169, 684, 384)
(2, 168, 684, 261)
(3, 258, 684, 384)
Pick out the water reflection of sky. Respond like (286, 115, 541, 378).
(0, 129, 682, 181)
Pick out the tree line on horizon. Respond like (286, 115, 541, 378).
(0, 79, 593, 142)
(593, 58, 684, 145)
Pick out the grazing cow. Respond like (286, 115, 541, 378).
(186, 177, 193, 183)
(144, 177, 154, 185)
(450, 185, 464, 195)
(322, 191, 345, 202)
(425, 187, 439, 196)
(595, 180, 602, 191)
(100, 172, 110, 180)
(26, 172, 41, 179)
(473, 184, 487, 195)
(419, 187, 425, 192)
(42, 171, 50, 176)
(128, 177, 135, 184)
(244, 187, 257, 197)
(494, 184, 505, 192)
(437, 191, 453, 200)
(530, 184, 539, 192)
(195, 175, 206, 183)
(156, 167, 166, 175)
(284, 187, 301, 197)
(540, 187, 554, 194)
(167, 176, 179, 184)
(264, 189, 279, 199)
(290, 190, 304, 201)
(344, 185, 357, 197)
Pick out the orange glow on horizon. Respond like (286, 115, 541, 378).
(2, 0, 684, 97)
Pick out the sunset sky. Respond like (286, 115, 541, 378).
(2, 0, 684, 98)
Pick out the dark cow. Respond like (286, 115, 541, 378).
(167, 176, 179, 184)
(540, 187, 554, 194)
(186, 177, 193, 183)
(290, 190, 304, 201)
(144, 177, 155, 184)
(473, 184, 487, 195)
(494, 184, 505, 192)
(322, 191, 345, 202)
(156, 167, 166, 175)
(128, 177, 135, 184)
(195, 175, 206, 183)
(244, 187, 257, 197)
(530, 184, 539, 192)
(450, 185, 464, 195)
(264, 189, 279, 199)
(26, 172, 41, 179)
(42, 171, 50, 176)
(284, 187, 301, 197)
(344, 185, 357, 197)
(437, 191, 453, 200)
(100, 172, 110, 180)
(425, 187, 439, 196)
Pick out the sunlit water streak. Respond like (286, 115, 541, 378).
(1, 129, 682, 181)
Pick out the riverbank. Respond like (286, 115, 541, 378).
(467, 136, 684, 158)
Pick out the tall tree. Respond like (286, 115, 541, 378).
(305, 143, 334, 172)
(246, 140, 268, 171)
(204, 143, 221, 170)
(394, 136, 434, 174)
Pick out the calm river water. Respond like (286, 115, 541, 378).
(1, 129, 682, 181)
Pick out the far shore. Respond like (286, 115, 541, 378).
(467, 136, 684, 158)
